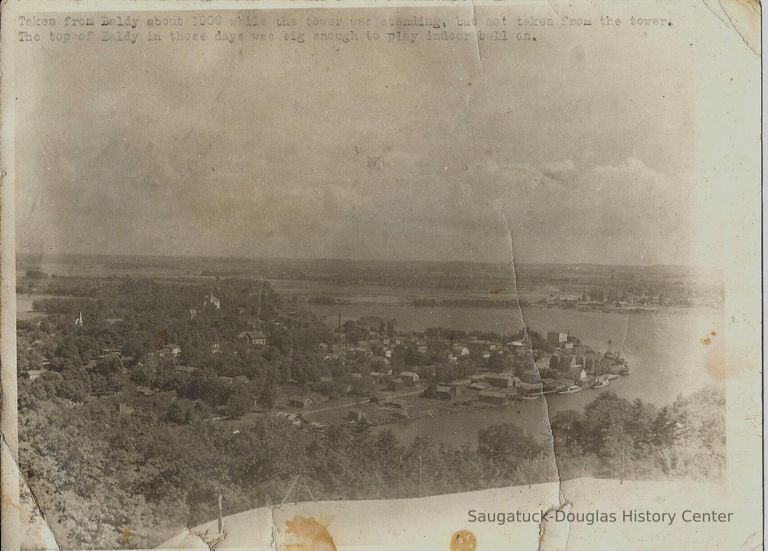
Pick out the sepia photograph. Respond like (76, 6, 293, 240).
(1, 1, 761, 549)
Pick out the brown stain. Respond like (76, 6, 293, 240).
(283, 516, 337, 551)
(118, 527, 133, 546)
(701, 330, 730, 381)
(735, 0, 761, 14)
(719, 0, 761, 55)
(489, 288, 504, 294)
(2, 493, 21, 512)
(450, 529, 477, 551)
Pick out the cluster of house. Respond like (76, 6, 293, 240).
(25, 331, 263, 397)
(430, 355, 626, 405)
(310, 327, 625, 407)
(320, 335, 403, 362)
(322, 332, 531, 365)
(368, 369, 419, 390)
(539, 287, 719, 311)
(546, 331, 578, 350)
(21, 343, 135, 383)
(273, 410, 328, 432)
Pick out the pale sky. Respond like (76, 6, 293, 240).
(14, 4, 750, 266)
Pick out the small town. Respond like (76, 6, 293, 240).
(277, 318, 632, 432)
(536, 289, 722, 312)
(18, 274, 631, 435)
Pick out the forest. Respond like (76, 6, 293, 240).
(18, 384, 724, 549)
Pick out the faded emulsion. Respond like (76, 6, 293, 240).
(0, 1, 760, 550)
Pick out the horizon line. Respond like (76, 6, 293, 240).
(15, 250, 715, 271)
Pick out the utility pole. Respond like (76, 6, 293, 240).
(527, 450, 532, 488)
(418, 456, 423, 498)
(217, 493, 223, 534)
(620, 451, 625, 485)
(257, 281, 263, 322)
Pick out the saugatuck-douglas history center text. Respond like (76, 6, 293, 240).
(466, 509, 735, 526)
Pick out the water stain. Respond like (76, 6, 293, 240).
(118, 527, 133, 546)
(718, 0, 761, 55)
(283, 516, 337, 551)
(2, 493, 21, 512)
(450, 529, 477, 551)
(702, 330, 729, 380)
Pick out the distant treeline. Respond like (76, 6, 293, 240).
(412, 298, 529, 308)
(307, 295, 352, 305)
